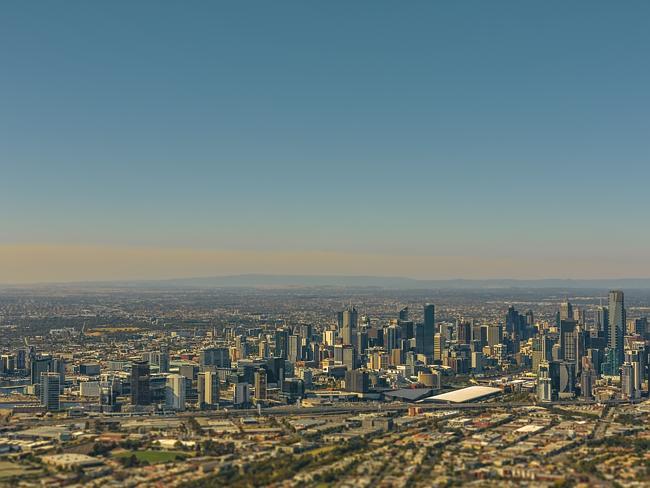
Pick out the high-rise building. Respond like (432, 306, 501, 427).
(537, 362, 553, 402)
(608, 290, 625, 372)
(165, 374, 186, 411)
(559, 320, 577, 363)
(199, 370, 220, 408)
(200, 347, 231, 370)
(596, 306, 609, 338)
(398, 307, 409, 322)
(560, 301, 574, 321)
(40, 372, 60, 411)
(341, 307, 358, 347)
(421, 304, 435, 359)
(233, 382, 250, 407)
(288, 334, 301, 363)
(457, 321, 471, 345)
(274, 329, 290, 360)
(345, 369, 369, 393)
(580, 357, 596, 399)
(621, 362, 635, 400)
(433, 333, 445, 363)
(385, 325, 400, 353)
(341, 344, 357, 371)
(130, 361, 151, 406)
(254, 368, 267, 401)
(485, 324, 502, 348)
(31, 356, 52, 385)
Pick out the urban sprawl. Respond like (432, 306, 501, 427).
(0, 286, 649, 487)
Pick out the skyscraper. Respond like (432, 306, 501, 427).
(254, 368, 267, 401)
(341, 307, 358, 347)
(560, 301, 574, 321)
(433, 333, 445, 363)
(40, 372, 60, 411)
(608, 290, 625, 371)
(200, 347, 231, 370)
(31, 356, 52, 385)
(165, 374, 186, 411)
(131, 360, 151, 406)
(398, 307, 409, 322)
(559, 320, 577, 363)
(421, 303, 435, 359)
(274, 329, 290, 360)
(200, 370, 220, 408)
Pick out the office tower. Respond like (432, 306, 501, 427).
(399, 320, 414, 341)
(345, 369, 369, 393)
(356, 330, 368, 354)
(336, 311, 344, 329)
(200, 347, 231, 370)
(559, 320, 577, 363)
(40, 372, 61, 411)
(281, 378, 305, 400)
(471, 351, 484, 372)
(537, 362, 553, 402)
(580, 357, 596, 399)
(274, 328, 290, 359)
(391, 348, 404, 366)
(596, 306, 609, 338)
(457, 321, 471, 345)
(625, 350, 642, 398)
(621, 362, 635, 400)
(288, 334, 301, 363)
(197, 372, 206, 408)
(531, 336, 544, 372)
(323, 330, 337, 346)
(385, 325, 400, 353)
(631, 317, 648, 337)
(558, 362, 575, 398)
(560, 301, 574, 321)
(199, 370, 219, 408)
(233, 382, 250, 406)
(30, 356, 52, 385)
(341, 307, 358, 347)
(433, 333, 445, 363)
(300, 324, 313, 342)
(130, 361, 151, 406)
(233, 335, 247, 360)
(608, 290, 625, 371)
(265, 357, 285, 384)
(142, 350, 169, 373)
(165, 374, 186, 411)
(505, 306, 519, 338)
(421, 303, 435, 359)
(341, 344, 357, 371)
(258, 340, 270, 359)
(399, 307, 409, 322)
(254, 368, 267, 401)
(525, 310, 534, 327)
(486, 324, 502, 347)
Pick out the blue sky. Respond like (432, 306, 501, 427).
(1, 1, 649, 281)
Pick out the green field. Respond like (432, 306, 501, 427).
(113, 450, 188, 464)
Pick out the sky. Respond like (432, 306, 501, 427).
(1, 1, 650, 283)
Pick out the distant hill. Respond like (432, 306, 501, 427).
(7, 274, 650, 290)
(129, 274, 650, 290)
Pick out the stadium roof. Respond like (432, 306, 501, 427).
(418, 386, 501, 403)
(383, 388, 433, 402)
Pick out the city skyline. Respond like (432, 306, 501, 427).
(3, 1, 650, 282)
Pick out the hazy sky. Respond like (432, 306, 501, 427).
(2, 2, 650, 283)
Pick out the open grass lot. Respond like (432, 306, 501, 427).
(113, 450, 188, 464)
(0, 461, 42, 480)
